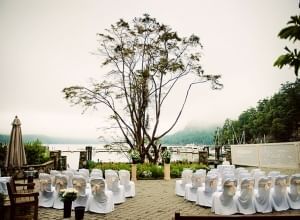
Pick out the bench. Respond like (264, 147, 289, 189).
(174, 212, 300, 220)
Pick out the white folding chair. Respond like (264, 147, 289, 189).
(72, 175, 89, 210)
(196, 174, 218, 207)
(49, 170, 60, 186)
(175, 169, 193, 196)
(236, 177, 256, 214)
(38, 173, 55, 207)
(287, 173, 300, 209)
(106, 171, 125, 204)
(254, 176, 272, 213)
(270, 175, 289, 211)
(211, 178, 238, 215)
(185, 171, 205, 202)
(53, 174, 68, 209)
(119, 170, 135, 197)
(62, 170, 74, 188)
(87, 177, 114, 214)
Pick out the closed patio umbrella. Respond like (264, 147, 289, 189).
(5, 116, 27, 168)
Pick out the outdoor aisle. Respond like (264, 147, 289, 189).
(38, 177, 300, 220)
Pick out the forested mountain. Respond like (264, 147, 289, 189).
(162, 126, 216, 145)
(216, 80, 300, 144)
(0, 134, 100, 144)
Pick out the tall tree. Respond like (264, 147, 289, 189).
(274, 15, 300, 78)
(63, 14, 222, 163)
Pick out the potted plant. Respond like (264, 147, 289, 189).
(161, 149, 171, 180)
(59, 188, 78, 218)
(129, 149, 141, 164)
(161, 149, 171, 164)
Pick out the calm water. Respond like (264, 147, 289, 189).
(47, 144, 206, 170)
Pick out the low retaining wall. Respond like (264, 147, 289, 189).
(231, 142, 300, 169)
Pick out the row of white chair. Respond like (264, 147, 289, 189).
(39, 169, 135, 213)
(175, 167, 300, 215)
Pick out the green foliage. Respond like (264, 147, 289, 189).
(274, 15, 300, 77)
(86, 160, 97, 170)
(161, 149, 171, 163)
(137, 163, 164, 179)
(58, 188, 78, 202)
(89, 162, 208, 179)
(216, 80, 300, 143)
(0, 144, 6, 169)
(162, 127, 215, 145)
(24, 139, 50, 165)
(94, 162, 131, 174)
(170, 162, 209, 178)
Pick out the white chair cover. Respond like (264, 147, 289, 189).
(175, 169, 193, 196)
(53, 174, 68, 209)
(72, 175, 89, 210)
(287, 174, 300, 209)
(184, 172, 205, 202)
(237, 172, 251, 191)
(211, 178, 238, 215)
(49, 170, 60, 186)
(196, 174, 218, 207)
(270, 175, 289, 211)
(87, 177, 114, 214)
(254, 177, 272, 213)
(267, 171, 280, 188)
(253, 171, 266, 189)
(62, 170, 74, 187)
(78, 168, 89, 179)
(106, 171, 125, 204)
(0, 177, 11, 195)
(236, 177, 256, 214)
(38, 173, 55, 208)
(119, 170, 135, 197)
(91, 169, 103, 178)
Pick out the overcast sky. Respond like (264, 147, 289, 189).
(0, 0, 298, 141)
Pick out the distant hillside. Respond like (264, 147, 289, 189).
(0, 134, 100, 144)
(162, 126, 216, 145)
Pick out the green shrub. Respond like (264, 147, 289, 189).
(137, 163, 163, 179)
(94, 162, 131, 177)
(25, 139, 50, 165)
(87, 161, 208, 179)
(170, 162, 209, 178)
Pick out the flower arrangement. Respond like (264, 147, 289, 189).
(129, 149, 141, 163)
(58, 188, 78, 202)
(142, 170, 152, 178)
(161, 149, 171, 164)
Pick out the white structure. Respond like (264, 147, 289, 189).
(231, 142, 300, 169)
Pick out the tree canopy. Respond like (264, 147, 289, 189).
(63, 14, 222, 163)
(215, 80, 300, 145)
(274, 15, 300, 78)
